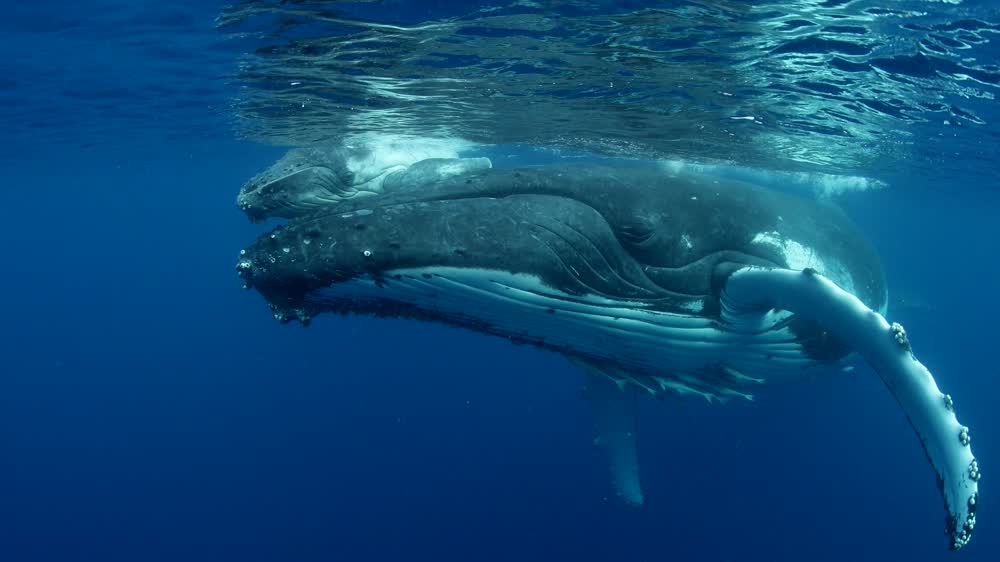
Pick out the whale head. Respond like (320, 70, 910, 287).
(236, 147, 386, 223)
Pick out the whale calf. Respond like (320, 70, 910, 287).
(237, 145, 491, 222)
(236, 160, 979, 550)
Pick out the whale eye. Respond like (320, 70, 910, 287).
(616, 219, 655, 246)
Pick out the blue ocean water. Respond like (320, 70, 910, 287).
(1, 1, 998, 561)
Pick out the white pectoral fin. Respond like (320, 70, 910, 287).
(573, 358, 644, 506)
(721, 266, 979, 550)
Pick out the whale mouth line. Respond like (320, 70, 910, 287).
(245, 165, 335, 193)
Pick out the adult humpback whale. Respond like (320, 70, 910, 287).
(235, 160, 979, 550)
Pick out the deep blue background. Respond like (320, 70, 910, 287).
(1, 2, 998, 561)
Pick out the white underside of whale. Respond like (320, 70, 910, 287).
(310, 267, 848, 385)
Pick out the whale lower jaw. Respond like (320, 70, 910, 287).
(303, 267, 846, 400)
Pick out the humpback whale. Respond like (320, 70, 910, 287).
(237, 145, 491, 222)
(235, 160, 979, 550)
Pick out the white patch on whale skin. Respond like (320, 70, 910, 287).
(656, 158, 886, 197)
(751, 231, 855, 295)
(435, 159, 491, 177)
(678, 299, 704, 313)
(308, 267, 846, 386)
(342, 135, 479, 181)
